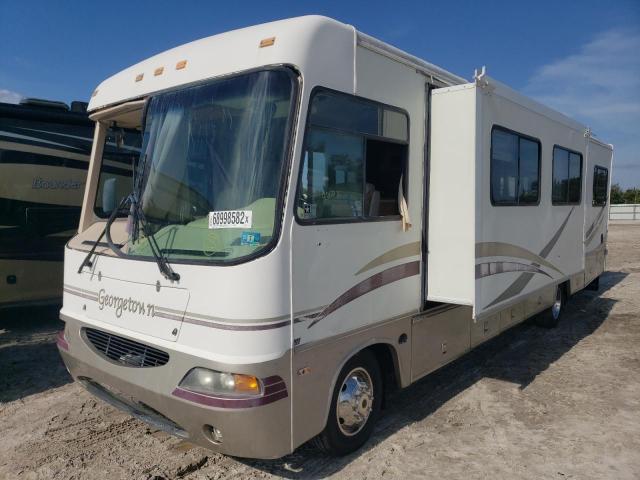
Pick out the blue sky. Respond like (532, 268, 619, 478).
(1, 0, 638, 187)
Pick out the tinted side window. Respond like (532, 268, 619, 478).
(301, 129, 364, 219)
(593, 166, 609, 206)
(552, 146, 583, 205)
(491, 127, 540, 205)
(297, 90, 409, 222)
(491, 129, 518, 204)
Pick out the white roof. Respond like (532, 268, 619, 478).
(88, 15, 466, 112)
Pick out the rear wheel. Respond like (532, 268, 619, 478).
(536, 284, 566, 328)
(313, 350, 382, 455)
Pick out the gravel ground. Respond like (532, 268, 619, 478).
(1, 223, 639, 479)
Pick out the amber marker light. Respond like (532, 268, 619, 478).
(175, 60, 187, 70)
(233, 373, 261, 395)
(154, 67, 164, 76)
(135, 73, 144, 82)
(259, 37, 276, 48)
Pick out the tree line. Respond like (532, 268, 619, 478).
(610, 184, 640, 204)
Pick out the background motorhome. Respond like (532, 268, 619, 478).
(0, 99, 139, 309)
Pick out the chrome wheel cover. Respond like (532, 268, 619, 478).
(552, 287, 562, 320)
(336, 367, 374, 436)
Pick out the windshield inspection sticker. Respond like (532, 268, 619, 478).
(241, 231, 261, 246)
(209, 210, 253, 229)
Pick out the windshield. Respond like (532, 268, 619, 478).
(127, 68, 296, 263)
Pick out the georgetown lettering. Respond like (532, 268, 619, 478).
(97, 289, 155, 318)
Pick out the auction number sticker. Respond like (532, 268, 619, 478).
(208, 210, 252, 229)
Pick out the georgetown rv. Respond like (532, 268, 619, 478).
(57, 16, 612, 458)
(0, 99, 138, 308)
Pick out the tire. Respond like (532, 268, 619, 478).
(535, 284, 566, 328)
(313, 350, 382, 456)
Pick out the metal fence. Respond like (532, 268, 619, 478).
(609, 204, 640, 221)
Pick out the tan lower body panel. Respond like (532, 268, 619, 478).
(0, 259, 63, 306)
(524, 285, 556, 318)
(570, 270, 585, 294)
(60, 315, 292, 459)
(585, 244, 606, 286)
(291, 284, 564, 450)
(291, 314, 413, 450)
(411, 306, 472, 382)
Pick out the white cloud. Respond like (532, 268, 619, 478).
(524, 28, 640, 188)
(0, 88, 23, 104)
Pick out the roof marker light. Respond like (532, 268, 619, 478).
(259, 37, 276, 48)
(135, 73, 144, 82)
(175, 60, 187, 70)
(154, 67, 164, 76)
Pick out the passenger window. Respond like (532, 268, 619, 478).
(592, 166, 609, 206)
(552, 146, 583, 205)
(94, 126, 142, 217)
(490, 127, 540, 206)
(297, 90, 409, 222)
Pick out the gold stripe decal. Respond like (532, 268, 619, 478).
(355, 241, 421, 276)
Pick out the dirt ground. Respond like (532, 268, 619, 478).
(1, 223, 639, 480)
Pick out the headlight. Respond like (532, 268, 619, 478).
(178, 367, 262, 397)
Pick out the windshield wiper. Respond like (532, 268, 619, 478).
(77, 197, 129, 273)
(116, 194, 181, 282)
(78, 194, 180, 282)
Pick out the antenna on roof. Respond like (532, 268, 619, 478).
(473, 66, 494, 91)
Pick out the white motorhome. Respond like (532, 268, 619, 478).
(57, 16, 612, 458)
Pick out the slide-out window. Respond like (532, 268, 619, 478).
(296, 89, 409, 222)
(592, 166, 609, 206)
(490, 126, 540, 206)
(552, 146, 583, 204)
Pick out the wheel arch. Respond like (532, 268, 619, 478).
(320, 339, 402, 428)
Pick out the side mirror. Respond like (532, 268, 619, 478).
(102, 178, 117, 215)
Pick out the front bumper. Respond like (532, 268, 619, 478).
(58, 315, 292, 459)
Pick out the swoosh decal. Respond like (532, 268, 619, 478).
(585, 206, 606, 247)
(308, 261, 420, 328)
(355, 241, 421, 276)
(475, 261, 552, 279)
(476, 242, 563, 275)
(484, 207, 574, 308)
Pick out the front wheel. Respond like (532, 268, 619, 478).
(536, 284, 566, 328)
(312, 350, 382, 455)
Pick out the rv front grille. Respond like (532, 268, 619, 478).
(83, 328, 169, 368)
